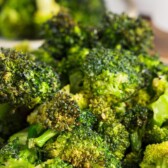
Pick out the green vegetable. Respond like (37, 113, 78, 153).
(140, 141, 168, 168)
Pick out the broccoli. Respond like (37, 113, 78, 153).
(0, 48, 60, 139)
(98, 12, 154, 53)
(144, 124, 168, 144)
(44, 126, 121, 168)
(27, 91, 80, 147)
(122, 105, 150, 152)
(76, 48, 144, 103)
(41, 12, 87, 60)
(0, 47, 60, 109)
(77, 109, 97, 129)
(35, 11, 98, 85)
(150, 84, 168, 127)
(89, 96, 116, 122)
(1, 8, 168, 168)
(140, 141, 168, 168)
(122, 151, 143, 168)
(38, 12, 154, 89)
(98, 121, 130, 160)
(0, 138, 39, 167)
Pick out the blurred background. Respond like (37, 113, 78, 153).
(0, 0, 168, 62)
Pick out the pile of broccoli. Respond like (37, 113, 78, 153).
(1, 10, 168, 168)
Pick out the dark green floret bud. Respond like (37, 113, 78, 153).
(0, 47, 60, 109)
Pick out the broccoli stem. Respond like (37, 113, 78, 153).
(130, 131, 142, 152)
(8, 128, 28, 145)
(28, 129, 57, 148)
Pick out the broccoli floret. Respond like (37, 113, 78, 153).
(77, 109, 97, 129)
(98, 12, 154, 53)
(44, 126, 121, 168)
(131, 89, 151, 107)
(79, 48, 144, 103)
(0, 138, 39, 167)
(122, 105, 150, 152)
(122, 151, 143, 168)
(27, 91, 80, 147)
(0, 48, 60, 109)
(60, 84, 89, 109)
(140, 141, 168, 168)
(145, 124, 168, 144)
(36, 157, 73, 168)
(89, 96, 116, 122)
(39, 11, 98, 85)
(41, 12, 87, 60)
(98, 121, 130, 160)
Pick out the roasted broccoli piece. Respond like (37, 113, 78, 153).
(88, 95, 115, 122)
(142, 76, 168, 144)
(77, 109, 97, 129)
(27, 91, 80, 147)
(98, 121, 130, 160)
(39, 12, 154, 89)
(0, 48, 60, 139)
(37, 11, 98, 85)
(44, 126, 121, 168)
(140, 141, 168, 168)
(41, 12, 87, 60)
(0, 47, 60, 109)
(144, 124, 168, 144)
(122, 151, 143, 168)
(122, 105, 150, 152)
(98, 12, 154, 53)
(74, 48, 144, 103)
(0, 138, 39, 167)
